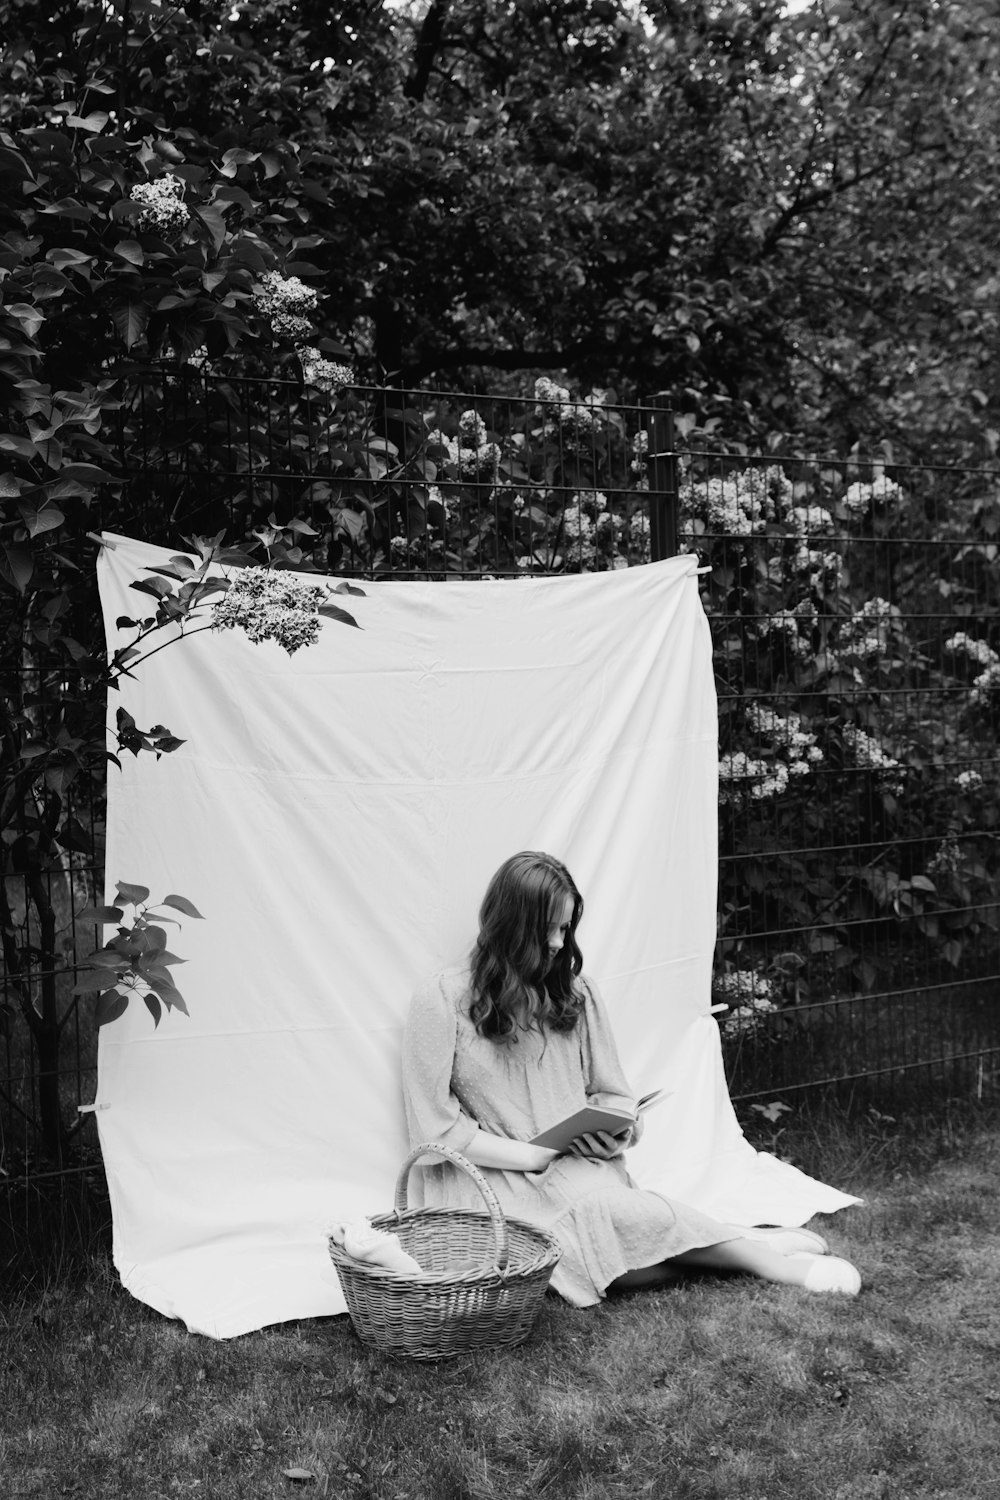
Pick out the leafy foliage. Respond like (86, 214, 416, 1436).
(74, 881, 203, 1030)
(6, 1, 1000, 457)
(682, 451, 1000, 1036)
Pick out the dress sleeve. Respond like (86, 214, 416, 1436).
(580, 975, 637, 1116)
(401, 972, 479, 1154)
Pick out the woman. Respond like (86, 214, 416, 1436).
(402, 851, 861, 1302)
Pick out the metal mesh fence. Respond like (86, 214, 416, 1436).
(4, 375, 1000, 1196)
(679, 449, 1000, 1099)
(114, 371, 673, 576)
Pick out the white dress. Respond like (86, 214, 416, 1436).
(402, 967, 741, 1307)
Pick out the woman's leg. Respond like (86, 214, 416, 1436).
(610, 1239, 861, 1294)
(672, 1237, 813, 1285)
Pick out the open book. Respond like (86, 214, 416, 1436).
(529, 1088, 670, 1154)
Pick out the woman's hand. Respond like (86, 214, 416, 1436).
(566, 1128, 630, 1160)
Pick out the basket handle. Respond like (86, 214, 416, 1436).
(394, 1142, 510, 1272)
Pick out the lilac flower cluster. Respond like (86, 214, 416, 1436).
(252, 272, 319, 345)
(130, 174, 189, 234)
(300, 347, 354, 394)
(212, 569, 327, 655)
(714, 970, 777, 1037)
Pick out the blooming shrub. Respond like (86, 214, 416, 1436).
(685, 448, 1000, 1037)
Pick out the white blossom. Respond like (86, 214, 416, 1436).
(427, 427, 499, 478)
(680, 466, 790, 538)
(212, 569, 327, 655)
(458, 409, 488, 447)
(718, 752, 790, 804)
(534, 379, 609, 438)
(842, 724, 904, 793)
(837, 598, 900, 660)
(970, 661, 1000, 706)
(790, 504, 835, 534)
(714, 970, 777, 1037)
(252, 272, 318, 344)
(946, 632, 999, 670)
(927, 836, 962, 879)
(793, 544, 843, 587)
(745, 704, 824, 771)
(956, 769, 984, 792)
(270, 312, 313, 343)
(534, 377, 571, 405)
(843, 473, 902, 517)
(300, 346, 353, 393)
(843, 481, 872, 518)
(130, 174, 189, 234)
(871, 474, 902, 505)
(764, 609, 811, 659)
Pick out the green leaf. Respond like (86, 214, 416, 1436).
(0, 435, 38, 459)
(144, 564, 190, 582)
(55, 816, 91, 854)
(95, 990, 129, 1026)
(46, 247, 93, 269)
(317, 602, 360, 628)
(18, 499, 65, 537)
(193, 204, 227, 253)
(139, 924, 168, 955)
(4, 302, 44, 337)
(143, 993, 162, 1027)
(109, 298, 149, 350)
(116, 881, 150, 905)
(65, 111, 109, 132)
(76, 905, 124, 923)
(73, 969, 120, 996)
(1, 541, 34, 593)
(115, 239, 144, 266)
(159, 894, 204, 919)
(145, 970, 189, 1015)
(129, 576, 173, 598)
(87, 949, 131, 970)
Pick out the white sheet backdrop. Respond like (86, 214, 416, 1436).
(95, 534, 858, 1338)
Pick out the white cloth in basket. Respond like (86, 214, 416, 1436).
(333, 1220, 423, 1276)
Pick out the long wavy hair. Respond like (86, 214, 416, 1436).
(469, 851, 585, 1041)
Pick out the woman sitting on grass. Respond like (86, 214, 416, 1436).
(402, 851, 862, 1303)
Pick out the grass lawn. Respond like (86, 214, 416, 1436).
(3, 1095, 999, 1500)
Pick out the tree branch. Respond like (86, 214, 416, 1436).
(404, 0, 449, 102)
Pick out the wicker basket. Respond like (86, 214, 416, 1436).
(328, 1142, 562, 1360)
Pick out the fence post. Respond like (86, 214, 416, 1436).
(642, 392, 678, 561)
